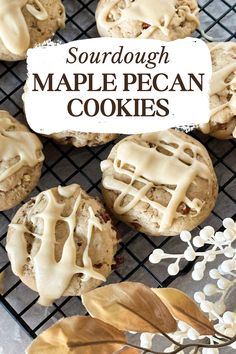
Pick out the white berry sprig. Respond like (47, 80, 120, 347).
(145, 218, 236, 353)
(149, 218, 236, 280)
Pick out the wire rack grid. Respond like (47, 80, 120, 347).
(0, 0, 235, 343)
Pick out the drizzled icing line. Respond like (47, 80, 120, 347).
(6, 185, 105, 306)
(0, 0, 48, 55)
(0, 115, 44, 183)
(97, 0, 199, 38)
(101, 130, 212, 232)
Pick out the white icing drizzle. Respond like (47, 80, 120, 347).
(26, 0, 48, 21)
(121, 0, 177, 36)
(211, 63, 236, 96)
(0, 114, 44, 183)
(6, 185, 105, 306)
(201, 44, 236, 135)
(0, 0, 48, 55)
(177, 5, 199, 26)
(101, 130, 211, 232)
(97, 0, 199, 38)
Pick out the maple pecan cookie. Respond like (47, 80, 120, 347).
(0, 0, 65, 61)
(6, 184, 118, 306)
(101, 130, 218, 237)
(0, 110, 44, 211)
(50, 131, 118, 148)
(199, 42, 236, 140)
(96, 0, 199, 41)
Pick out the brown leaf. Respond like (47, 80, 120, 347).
(152, 288, 215, 335)
(26, 316, 126, 354)
(119, 348, 141, 353)
(82, 282, 177, 334)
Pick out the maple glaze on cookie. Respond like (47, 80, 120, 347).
(200, 43, 236, 140)
(0, 0, 65, 60)
(0, 110, 44, 211)
(101, 130, 218, 236)
(96, 0, 199, 41)
(6, 185, 118, 305)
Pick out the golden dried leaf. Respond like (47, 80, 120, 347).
(82, 282, 177, 334)
(152, 288, 215, 335)
(26, 316, 126, 354)
(120, 348, 140, 353)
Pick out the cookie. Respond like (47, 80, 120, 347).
(50, 131, 118, 148)
(101, 129, 218, 237)
(199, 43, 236, 140)
(0, 0, 65, 61)
(96, 0, 199, 41)
(0, 110, 44, 211)
(6, 184, 118, 306)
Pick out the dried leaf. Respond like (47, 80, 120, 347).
(82, 282, 177, 334)
(119, 348, 140, 353)
(26, 316, 126, 354)
(152, 288, 215, 335)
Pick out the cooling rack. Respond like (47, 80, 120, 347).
(0, 0, 235, 343)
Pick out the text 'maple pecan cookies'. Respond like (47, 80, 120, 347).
(0, 110, 44, 211)
(50, 131, 118, 148)
(200, 42, 236, 140)
(6, 184, 118, 306)
(101, 130, 218, 237)
(0, 0, 65, 61)
(96, 0, 199, 41)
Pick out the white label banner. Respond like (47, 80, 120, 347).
(24, 37, 212, 134)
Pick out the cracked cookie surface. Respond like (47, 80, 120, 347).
(6, 184, 118, 305)
(0, 110, 44, 211)
(101, 130, 218, 237)
(0, 0, 65, 61)
(96, 0, 199, 41)
(200, 42, 236, 140)
(50, 131, 118, 148)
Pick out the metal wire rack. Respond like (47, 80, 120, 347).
(0, 0, 235, 344)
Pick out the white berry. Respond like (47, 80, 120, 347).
(180, 230, 192, 242)
(203, 284, 217, 296)
(192, 269, 204, 281)
(184, 248, 196, 261)
(187, 328, 199, 340)
(223, 311, 236, 324)
(194, 291, 205, 303)
(193, 236, 205, 247)
(223, 218, 235, 229)
(209, 269, 220, 279)
(168, 263, 179, 276)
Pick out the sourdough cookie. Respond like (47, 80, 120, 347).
(200, 43, 236, 140)
(0, 111, 44, 211)
(96, 0, 199, 41)
(50, 131, 118, 148)
(0, 0, 65, 61)
(6, 184, 118, 306)
(101, 130, 218, 237)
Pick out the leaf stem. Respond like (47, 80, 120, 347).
(67, 333, 236, 354)
(168, 334, 236, 354)
(214, 329, 232, 341)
